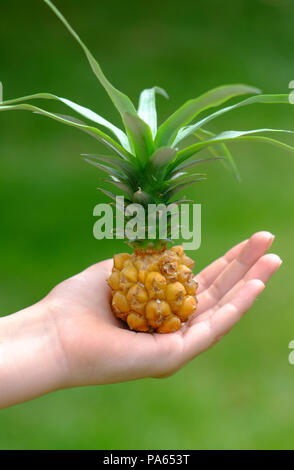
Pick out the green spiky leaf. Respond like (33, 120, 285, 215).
(154, 84, 261, 148)
(123, 113, 154, 166)
(1, 92, 131, 151)
(98, 188, 131, 204)
(173, 94, 290, 146)
(82, 153, 138, 183)
(43, 0, 152, 159)
(162, 177, 206, 201)
(0, 103, 132, 160)
(147, 147, 177, 180)
(166, 172, 206, 184)
(194, 128, 240, 181)
(84, 159, 129, 184)
(176, 128, 294, 166)
(170, 156, 224, 175)
(105, 179, 134, 199)
(43, 0, 137, 120)
(138, 87, 168, 138)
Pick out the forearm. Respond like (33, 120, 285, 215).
(0, 301, 66, 408)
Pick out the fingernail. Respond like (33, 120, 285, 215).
(267, 253, 283, 265)
(260, 231, 275, 241)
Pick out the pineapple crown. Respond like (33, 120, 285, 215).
(0, 0, 293, 249)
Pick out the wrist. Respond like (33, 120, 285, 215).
(0, 299, 68, 408)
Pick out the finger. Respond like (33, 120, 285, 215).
(207, 279, 265, 339)
(89, 258, 113, 273)
(73, 260, 114, 312)
(196, 239, 248, 294)
(217, 253, 282, 307)
(80, 259, 113, 284)
(197, 231, 274, 313)
(183, 279, 265, 360)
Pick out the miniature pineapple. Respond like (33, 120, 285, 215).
(108, 246, 198, 332)
(1, 0, 293, 332)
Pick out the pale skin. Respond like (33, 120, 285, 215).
(0, 231, 281, 408)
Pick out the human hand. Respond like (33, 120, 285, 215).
(0, 231, 281, 408)
(45, 231, 281, 388)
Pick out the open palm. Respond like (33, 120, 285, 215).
(46, 231, 281, 388)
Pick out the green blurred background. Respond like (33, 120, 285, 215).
(0, 0, 294, 450)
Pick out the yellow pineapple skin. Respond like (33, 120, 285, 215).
(107, 246, 198, 333)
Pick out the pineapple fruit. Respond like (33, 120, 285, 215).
(108, 246, 198, 333)
(1, 1, 293, 333)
